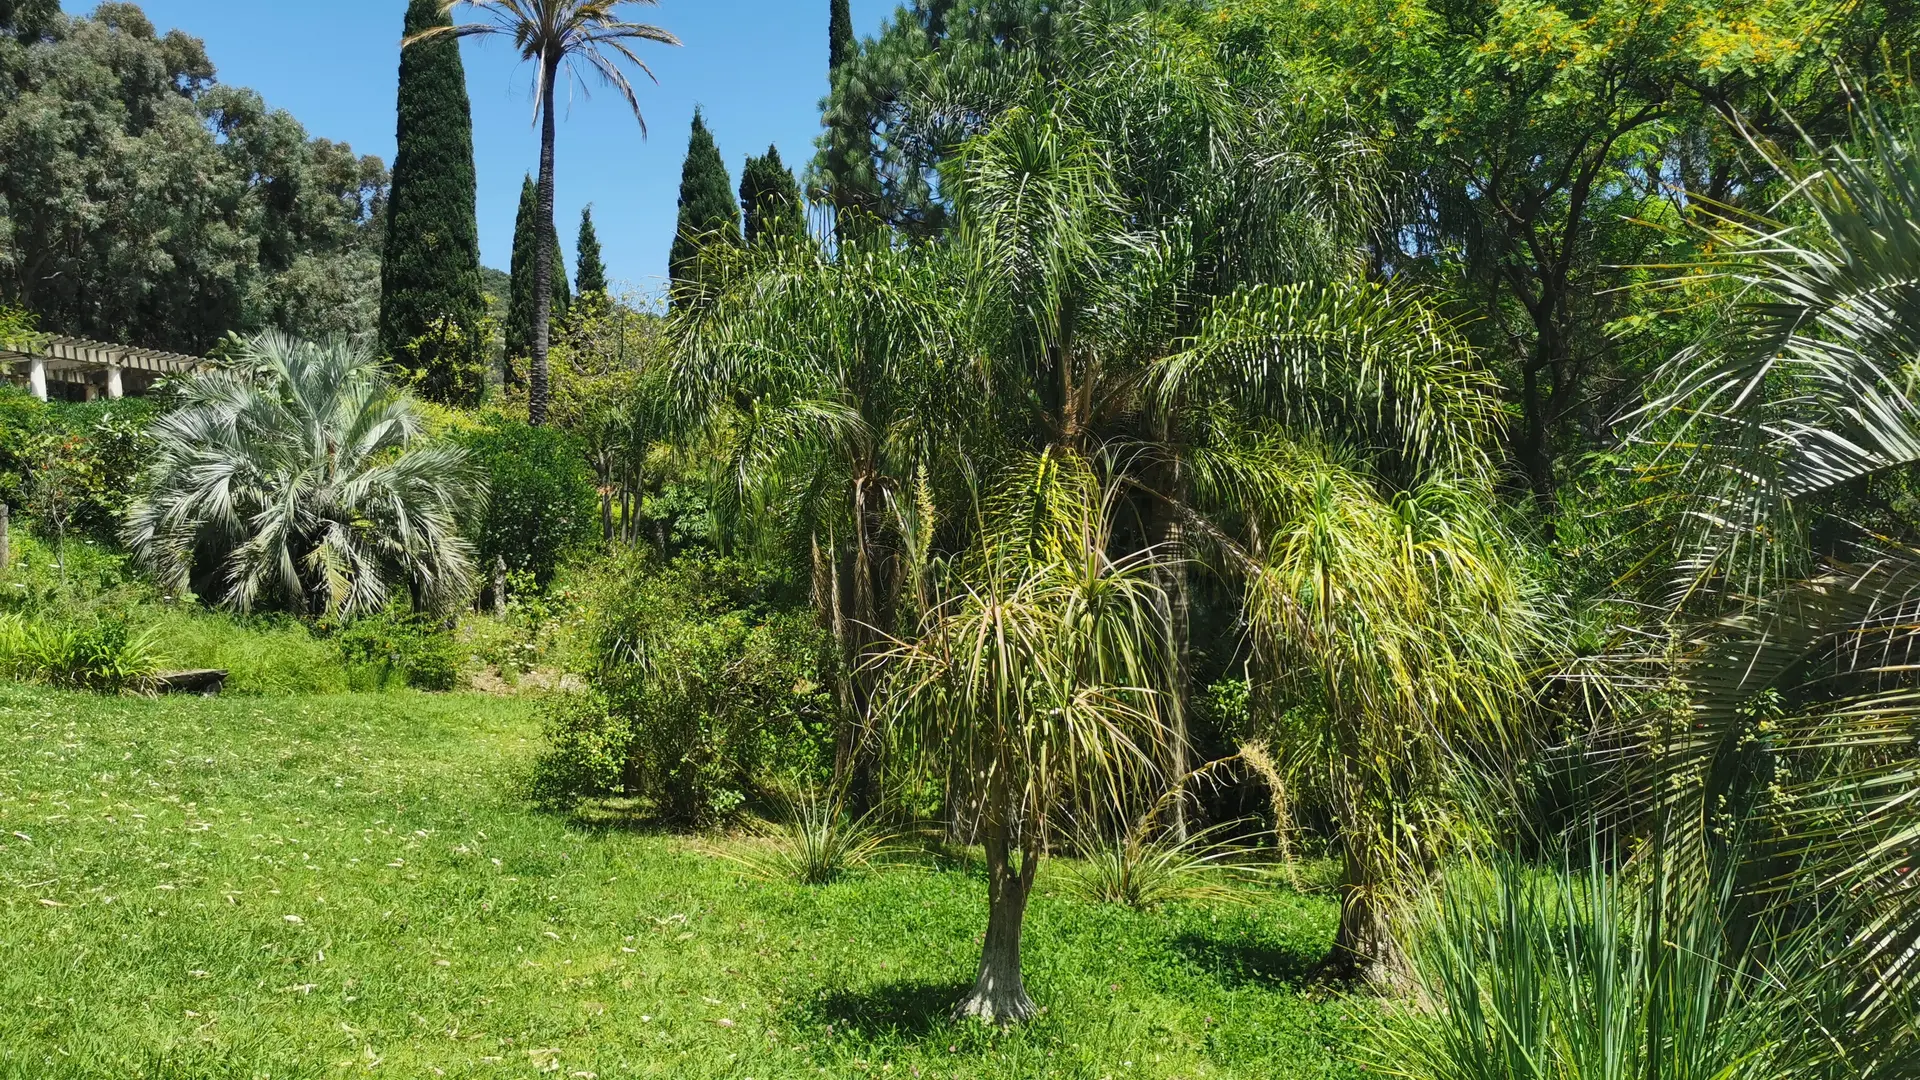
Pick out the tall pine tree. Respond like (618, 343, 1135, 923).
(576, 205, 607, 300)
(740, 145, 805, 247)
(667, 109, 739, 307)
(380, 0, 485, 404)
(506, 175, 570, 381)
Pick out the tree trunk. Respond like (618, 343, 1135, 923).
(1332, 871, 1402, 988)
(844, 472, 886, 814)
(529, 52, 559, 427)
(1151, 441, 1193, 840)
(599, 474, 614, 544)
(954, 809, 1038, 1024)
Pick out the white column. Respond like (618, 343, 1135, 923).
(106, 362, 123, 399)
(82, 382, 98, 402)
(27, 356, 46, 401)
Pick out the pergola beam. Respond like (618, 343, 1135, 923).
(0, 335, 204, 400)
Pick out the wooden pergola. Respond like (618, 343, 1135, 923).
(0, 335, 206, 401)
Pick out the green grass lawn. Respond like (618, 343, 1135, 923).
(0, 684, 1363, 1080)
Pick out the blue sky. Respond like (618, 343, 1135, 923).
(64, 1, 900, 301)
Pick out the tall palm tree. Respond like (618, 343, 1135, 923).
(409, 1, 679, 426)
(124, 334, 482, 619)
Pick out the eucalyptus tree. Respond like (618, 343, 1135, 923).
(410, 1, 679, 425)
(881, 455, 1174, 1023)
(125, 334, 481, 619)
(673, 232, 965, 803)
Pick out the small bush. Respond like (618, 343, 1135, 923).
(529, 552, 837, 824)
(334, 612, 464, 692)
(0, 386, 155, 544)
(0, 612, 160, 693)
(457, 419, 598, 589)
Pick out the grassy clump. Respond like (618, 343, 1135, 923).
(142, 609, 366, 695)
(0, 684, 1362, 1079)
(721, 791, 897, 885)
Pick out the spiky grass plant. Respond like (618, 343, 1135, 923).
(1369, 847, 1836, 1080)
(1066, 755, 1258, 910)
(721, 788, 895, 886)
(1066, 818, 1250, 911)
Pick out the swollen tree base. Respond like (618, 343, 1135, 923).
(955, 821, 1039, 1025)
(952, 977, 1036, 1025)
(1328, 889, 1406, 989)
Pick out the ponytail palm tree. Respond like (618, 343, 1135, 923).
(409, 1, 679, 425)
(881, 453, 1173, 1023)
(125, 334, 481, 619)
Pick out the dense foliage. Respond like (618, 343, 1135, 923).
(667, 108, 739, 305)
(505, 174, 571, 381)
(0, 3, 387, 352)
(453, 417, 597, 587)
(532, 552, 836, 824)
(0, 385, 153, 544)
(574, 204, 607, 300)
(739, 144, 805, 247)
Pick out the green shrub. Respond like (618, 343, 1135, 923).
(0, 530, 151, 618)
(456, 418, 597, 588)
(0, 386, 155, 544)
(530, 552, 837, 824)
(334, 611, 464, 692)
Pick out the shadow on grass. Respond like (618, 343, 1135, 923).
(529, 795, 689, 837)
(1171, 929, 1322, 989)
(796, 977, 974, 1038)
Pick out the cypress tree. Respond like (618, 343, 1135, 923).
(740, 145, 805, 247)
(576, 206, 607, 299)
(829, 0, 855, 69)
(507, 175, 571, 378)
(380, 0, 486, 404)
(668, 109, 740, 307)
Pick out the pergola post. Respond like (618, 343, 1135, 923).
(27, 356, 46, 401)
(106, 361, 124, 399)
